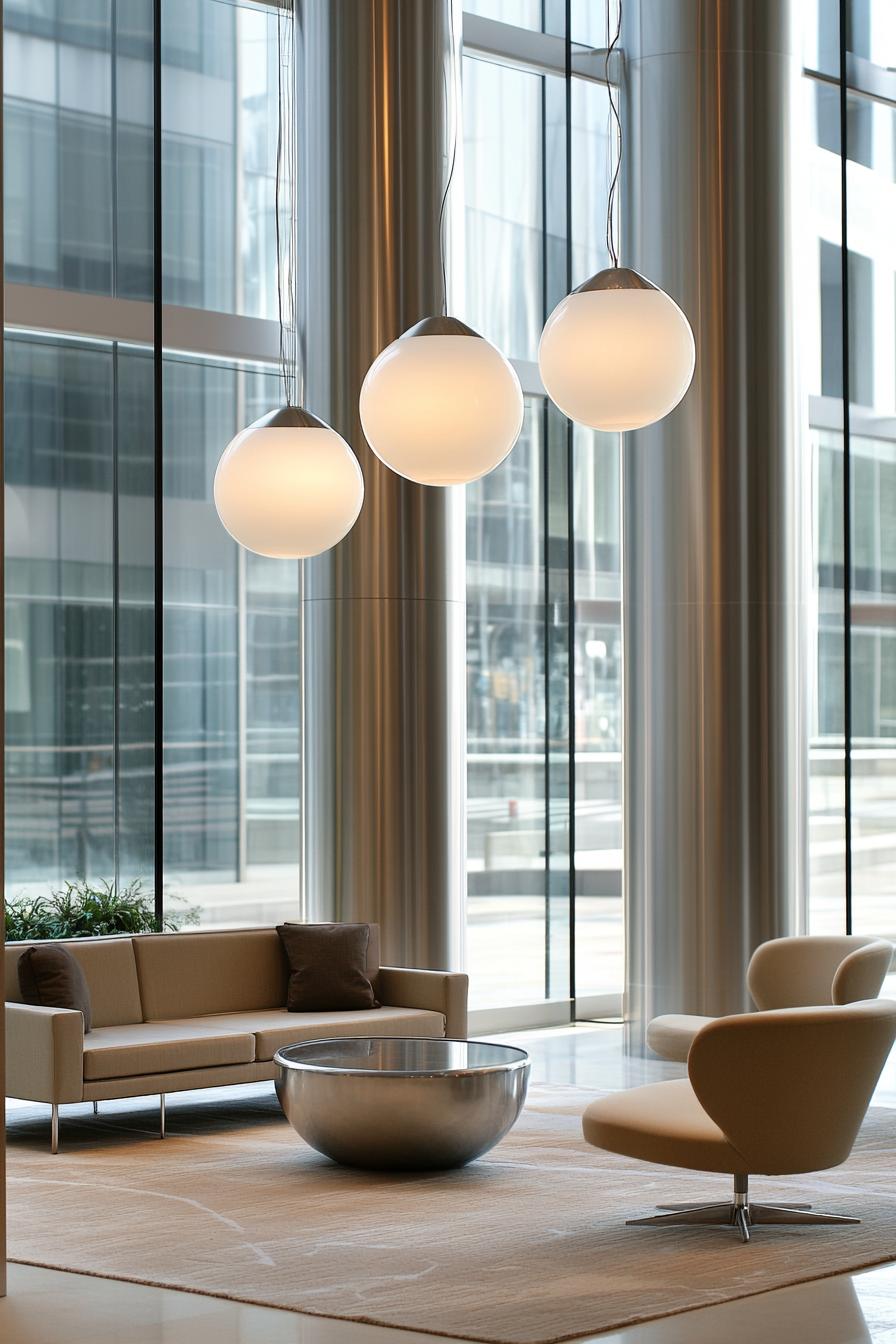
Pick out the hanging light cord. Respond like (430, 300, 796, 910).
(275, 3, 298, 406)
(605, 0, 622, 268)
(438, 0, 459, 316)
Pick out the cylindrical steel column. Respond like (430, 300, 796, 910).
(299, 0, 465, 971)
(623, 0, 808, 1047)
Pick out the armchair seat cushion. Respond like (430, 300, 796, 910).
(646, 1014, 714, 1062)
(83, 1022, 255, 1082)
(582, 1078, 747, 1175)
(181, 1006, 446, 1061)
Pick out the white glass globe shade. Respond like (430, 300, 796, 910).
(359, 317, 524, 486)
(214, 407, 364, 559)
(538, 269, 695, 431)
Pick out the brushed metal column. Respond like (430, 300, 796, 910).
(623, 0, 808, 1047)
(299, 0, 465, 970)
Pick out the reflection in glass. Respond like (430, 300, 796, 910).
(466, 401, 548, 1007)
(3, 0, 278, 318)
(803, 16, 896, 960)
(571, 422, 622, 995)
(4, 333, 152, 892)
(462, 53, 545, 362)
(3, 336, 299, 927)
(162, 356, 298, 926)
(463, 0, 542, 33)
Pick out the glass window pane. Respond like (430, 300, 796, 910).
(463, 0, 542, 31)
(466, 400, 549, 1007)
(461, 53, 545, 362)
(5, 333, 120, 890)
(3, 0, 278, 317)
(162, 355, 298, 928)
(570, 77, 612, 284)
(162, 0, 279, 318)
(851, 437, 896, 947)
(572, 424, 622, 996)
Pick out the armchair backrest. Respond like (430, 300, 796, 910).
(688, 999, 896, 1175)
(747, 935, 892, 1010)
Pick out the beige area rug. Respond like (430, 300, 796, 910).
(7, 1085, 896, 1344)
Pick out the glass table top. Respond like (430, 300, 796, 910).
(275, 1037, 529, 1075)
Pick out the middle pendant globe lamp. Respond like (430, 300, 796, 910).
(214, 406, 364, 559)
(538, 267, 696, 432)
(359, 317, 524, 486)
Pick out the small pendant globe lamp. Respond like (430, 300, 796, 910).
(358, 10, 524, 486)
(214, 404, 363, 559)
(214, 6, 363, 558)
(538, 1, 695, 432)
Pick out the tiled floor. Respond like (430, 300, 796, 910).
(4, 1022, 896, 1343)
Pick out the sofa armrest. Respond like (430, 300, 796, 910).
(377, 967, 469, 1038)
(5, 1002, 84, 1103)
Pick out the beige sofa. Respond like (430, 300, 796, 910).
(4, 925, 468, 1151)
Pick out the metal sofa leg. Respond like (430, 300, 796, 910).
(51, 1103, 59, 1154)
(160, 1093, 166, 1140)
(93, 1101, 99, 1115)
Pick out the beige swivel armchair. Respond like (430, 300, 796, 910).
(647, 935, 893, 1063)
(583, 999, 896, 1241)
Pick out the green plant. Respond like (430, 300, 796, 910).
(4, 879, 200, 942)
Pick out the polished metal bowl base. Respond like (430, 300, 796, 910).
(275, 1036, 530, 1171)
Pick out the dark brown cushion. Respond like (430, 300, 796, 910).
(276, 923, 380, 1012)
(18, 944, 93, 1033)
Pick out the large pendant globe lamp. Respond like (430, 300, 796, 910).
(213, 4, 363, 558)
(360, 315, 523, 487)
(538, 0, 695, 432)
(358, 8, 523, 487)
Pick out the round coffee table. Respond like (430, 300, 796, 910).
(274, 1036, 530, 1170)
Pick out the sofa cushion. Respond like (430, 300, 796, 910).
(133, 928, 289, 1020)
(18, 944, 93, 1032)
(132, 925, 382, 1021)
(171, 1006, 447, 1061)
(83, 1022, 255, 1082)
(6, 937, 143, 1028)
(277, 923, 379, 1012)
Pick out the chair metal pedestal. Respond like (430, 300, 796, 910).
(627, 1175, 858, 1243)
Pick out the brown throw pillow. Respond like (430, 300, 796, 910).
(18, 944, 93, 1033)
(276, 923, 380, 1012)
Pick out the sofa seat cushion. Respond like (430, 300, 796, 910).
(181, 1006, 446, 1061)
(83, 1022, 256, 1082)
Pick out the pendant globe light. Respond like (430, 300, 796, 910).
(358, 8, 524, 487)
(538, 1, 695, 432)
(214, 4, 363, 558)
(360, 316, 523, 487)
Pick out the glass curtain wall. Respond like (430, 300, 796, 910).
(802, 2, 896, 957)
(3, 0, 623, 1018)
(461, 5, 622, 1013)
(3, 0, 297, 928)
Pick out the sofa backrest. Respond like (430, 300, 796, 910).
(132, 924, 380, 1020)
(4, 936, 143, 1027)
(6, 923, 383, 1024)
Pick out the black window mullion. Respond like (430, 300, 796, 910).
(839, 0, 853, 935)
(153, 0, 164, 930)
